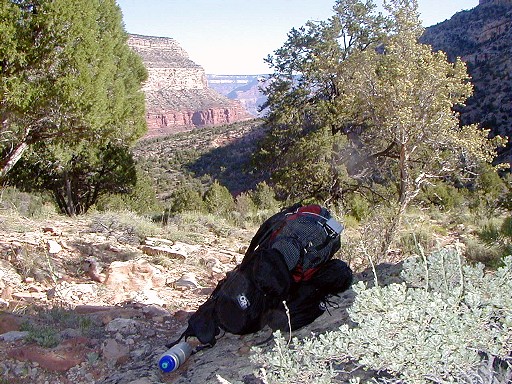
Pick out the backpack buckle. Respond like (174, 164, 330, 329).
(324, 217, 343, 238)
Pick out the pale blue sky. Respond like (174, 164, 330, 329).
(116, 0, 479, 75)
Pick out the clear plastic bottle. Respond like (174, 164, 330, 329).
(158, 342, 193, 373)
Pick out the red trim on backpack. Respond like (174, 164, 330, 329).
(278, 204, 323, 226)
(292, 265, 320, 282)
(271, 204, 327, 282)
(297, 204, 322, 215)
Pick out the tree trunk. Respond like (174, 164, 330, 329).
(382, 142, 410, 255)
(64, 172, 76, 216)
(0, 141, 29, 181)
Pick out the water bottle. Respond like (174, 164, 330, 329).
(158, 342, 193, 373)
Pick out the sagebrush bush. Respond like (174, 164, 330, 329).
(254, 248, 512, 383)
(89, 211, 161, 244)
(0, 186, 56, 218)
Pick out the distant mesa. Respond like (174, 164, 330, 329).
(206, 74, 269, 117)
(128, 34, 252, 138)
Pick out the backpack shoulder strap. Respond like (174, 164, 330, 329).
(243, 203, 301, 263)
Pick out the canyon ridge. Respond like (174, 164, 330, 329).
(128, 34, 253, 138)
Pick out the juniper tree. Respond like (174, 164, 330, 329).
(255, 0, 388, 203)
(0, 0, 146, 179)
(1, 0, 147, 214)
(256, 0, 498, 252)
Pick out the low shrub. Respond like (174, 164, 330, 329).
(253, 248, 512, 383)
(0, 186, 56, 218)
(89, 211, 161, 244)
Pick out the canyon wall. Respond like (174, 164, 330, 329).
(128, 34, 251, 138)
(421, 1, 512, 166)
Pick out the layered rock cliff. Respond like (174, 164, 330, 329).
(128, 34, 252, 138)
(421, 1, 512, 166)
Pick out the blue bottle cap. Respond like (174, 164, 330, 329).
(158, 355, 178, 372)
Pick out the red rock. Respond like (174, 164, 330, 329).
(103, 259, 166, 292)
(74, 305, 112, 314)
(0, 313, 22, 333)
(7, 337, 94, 372)
(101, 338, 130, 365)
(127, 34, 252, 139)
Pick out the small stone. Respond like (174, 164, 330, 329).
(105, 318, 139, 335)
(101, 338, 130, 365)
(42, 227, 62, 236)
(0, 298, 8, 309)
(0, 330, 29, 342)
(47, 240, 62, 254)
(174, 272, 199, 289)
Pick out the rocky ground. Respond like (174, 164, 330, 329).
(0, 211, 404, 384)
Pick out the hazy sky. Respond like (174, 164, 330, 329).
(116, 0, 479, 75)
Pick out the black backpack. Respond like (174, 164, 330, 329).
(245, 203, 343, 282)
(169, 204, 344, 348)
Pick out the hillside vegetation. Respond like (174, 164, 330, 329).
(1, 0, 512, 382)
(133, 120, 266, 200)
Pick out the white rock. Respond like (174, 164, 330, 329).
(132, 289, 166, 306)
(47, 240, 62, 254)
(0, 331, 29, 342)
(105, 318, 139, 335)
(174, 272, 199, 289)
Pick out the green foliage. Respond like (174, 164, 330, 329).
(21, 322, 60, 349)
(478, 220, 502, 246)
(95, 168, 162, 215)
(257, 0, 499, 253)
(464, 236, 504, 269)
(270, 126, 339, 202)
(168, 183, 205, 214)
(254, 249, 512, 383)
(420, 182, 464, 211)
(473, 216, 512, 265)
(1, 0, 147, 209)
(10, 143, 138, 215)
(502, 216, 512, 239)
(134, 121, 264, 198)
(250, 181, 280, 212)
(20, 306, 99, 349)
(232, 192, 258, 227)
(467, 164, 509, 216)
(203, 180, 235, 217)
(344, 193, 372, 222)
